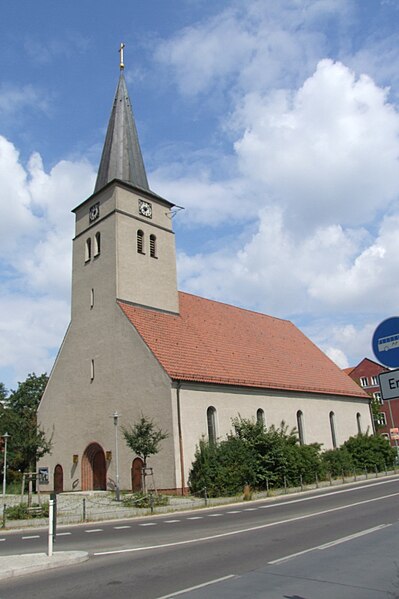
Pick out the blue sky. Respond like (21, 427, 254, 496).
(1, 0, 399, 392)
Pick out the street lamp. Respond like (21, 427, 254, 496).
(112, 412, 120, 501)
(2, 432, 10, 497)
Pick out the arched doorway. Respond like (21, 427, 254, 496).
(81, 443, 106, 490)
(54, 464, 63, 494)
(131, 457, 144, 492)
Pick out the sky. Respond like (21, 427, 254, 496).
(1, 0, 399, 392)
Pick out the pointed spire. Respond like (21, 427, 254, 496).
(94, 46, 149, 193)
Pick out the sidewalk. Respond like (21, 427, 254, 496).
(0, 551, 89, 580)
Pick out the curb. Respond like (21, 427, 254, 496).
(0, 551, 89, 580)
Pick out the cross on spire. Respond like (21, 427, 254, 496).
(119, 42, 125, 70)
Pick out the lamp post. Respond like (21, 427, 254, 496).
(2, 432, 10, 497)
(112, 412, 120, 501)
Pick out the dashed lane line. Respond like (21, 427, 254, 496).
(56, 532, 72, 536)
(139, 523, 157, 527)
(164, 519, 180, 523)
(22, 535, 40, 540)
(85, 529, 103, 533)
(187, 517, 203, 520)
(208, 513, 223, 517)
(114, 525, 131, 529)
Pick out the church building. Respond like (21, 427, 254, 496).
(37, 54, 372, 494)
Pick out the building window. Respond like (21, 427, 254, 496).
(150, 234, 157, 258)
(377, 412, 387, 426)
(296, 410, 305, 445)
(356, 412, 362, 435)
(85, 238, 92, 262)
(137, 230, 144, 254)
(90, 288, 94, 309)
(207, 406, 217, 444)
(373, 392, 383, 404)
(371, 376, 378, 386)
(94, 232, 101, 256)
(329, 411, 337, 449)
(256, 408, 265, 427)
(90, 359, 95, 382)
(360, 377, 368, 387)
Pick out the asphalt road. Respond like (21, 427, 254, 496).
(1, 476, 399, 598)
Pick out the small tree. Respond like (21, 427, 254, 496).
(122, 415, 168, 493)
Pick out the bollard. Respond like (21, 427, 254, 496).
(384, 462, 388, 476)
(266, 478, 269, 494)
(329, 472, 332, 486)
(204, 487, 208, 507)
(375, 465, 378, 478)
(82, 497, 86, 522)
(48, 499, 54, 557)
(342, 470, 345, 484)
(315, 473, 319, 489)
(2, 504, 6, 529)
(284, 476, 287, 494)
(300, 474, 303, 492)
(365, 467, 368, 479)
(354, 470, 357, 482)
(149, 493, 154, 515)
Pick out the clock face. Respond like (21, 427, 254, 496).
(139, 200, 152, 218)
(89, 203, 100, 222)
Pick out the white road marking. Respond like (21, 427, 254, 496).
(154, 574, 236, 598)
(56, 532, 71, 536)
(22, 535, 40, 540)
(187, 516, 203, 520)
(0, 539, 5, 542)
(139, 522, 157, 527)
(208, 513, 223, 517)
(243, 508, 257, 511)
(85, 529, 103, 533)
(114, 525, 131, 529)
(94, 490, 399, 557)
(257, 477, 399, 511)
(227, 510, 241, 514)
(164, 520, 180, 523)
(268, 524, 391, 565)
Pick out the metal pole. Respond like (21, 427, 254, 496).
(113, 412, 120, 502)
(48, 499, 54, 557)
(2, 433, 10, 497)
(387, 399, 399, 457)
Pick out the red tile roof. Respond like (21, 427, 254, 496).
(118, 292, 368, 398)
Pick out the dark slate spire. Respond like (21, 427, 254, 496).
(94, 58, 149, 193)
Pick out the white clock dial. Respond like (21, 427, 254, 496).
(139, 200, 152, 218)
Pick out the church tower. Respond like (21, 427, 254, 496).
(71, 48, 179, 319)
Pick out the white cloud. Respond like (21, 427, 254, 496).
(0, 84, 49, 116)
(0, 135, 95, 384)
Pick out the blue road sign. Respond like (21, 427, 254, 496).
(372, 317, 399, 368)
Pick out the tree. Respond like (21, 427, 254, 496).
(122, 415, 168, 493)
(0, 373, 52, 483)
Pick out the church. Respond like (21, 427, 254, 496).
(37, 53, 372, 494)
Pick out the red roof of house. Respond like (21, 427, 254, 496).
(118, 292, 368, 398)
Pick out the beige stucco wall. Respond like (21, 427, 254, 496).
(173, 383, 373, 488)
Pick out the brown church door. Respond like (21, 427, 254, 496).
(93, 450, 106, 490)
(54, 464, 63, 494)
(132, 457, 143, 492)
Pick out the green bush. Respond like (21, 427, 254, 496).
(121, 493, 169, 508)
(5, 502, 49, 519)
(343, 432, 396, 471)
(322, 447, 353, 477)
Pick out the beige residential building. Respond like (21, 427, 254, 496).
(37, 65, 372, 494)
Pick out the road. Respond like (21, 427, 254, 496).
(1, 476, 399, 598)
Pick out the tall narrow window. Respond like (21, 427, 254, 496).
(207, 406, 217, 444)
(356, 412, 362, 434)
(256, 408, 265, 427)
(150, 234, 157, 258)
(90, 359, 95, 382)
(296, 410, 305, 445)
(90, 288, 94, 309)
(94, 232, 101, 256)
(329, 411, 337, 449)
(85, 238, 92, 262)
(137, 230, 144, 254)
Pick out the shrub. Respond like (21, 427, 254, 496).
(321, 447, 353, 477)
(121, 493, 168, 509)
(5, 502, 49, 519)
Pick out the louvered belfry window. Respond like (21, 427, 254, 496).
(150, 234, 156, 258)
(137, 230, 144, 254)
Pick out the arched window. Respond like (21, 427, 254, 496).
(256, 408, 265, 427)
(329, 411, 337, 448)
(85, 238, 92, 262)
(296, 410, 305, 445)
(137, 230, 144, 254)
(207, 406, 217, 444)
(150, 234, 157, 258)
(356, 412, 362, 435)
(94, 232, 101, 256)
